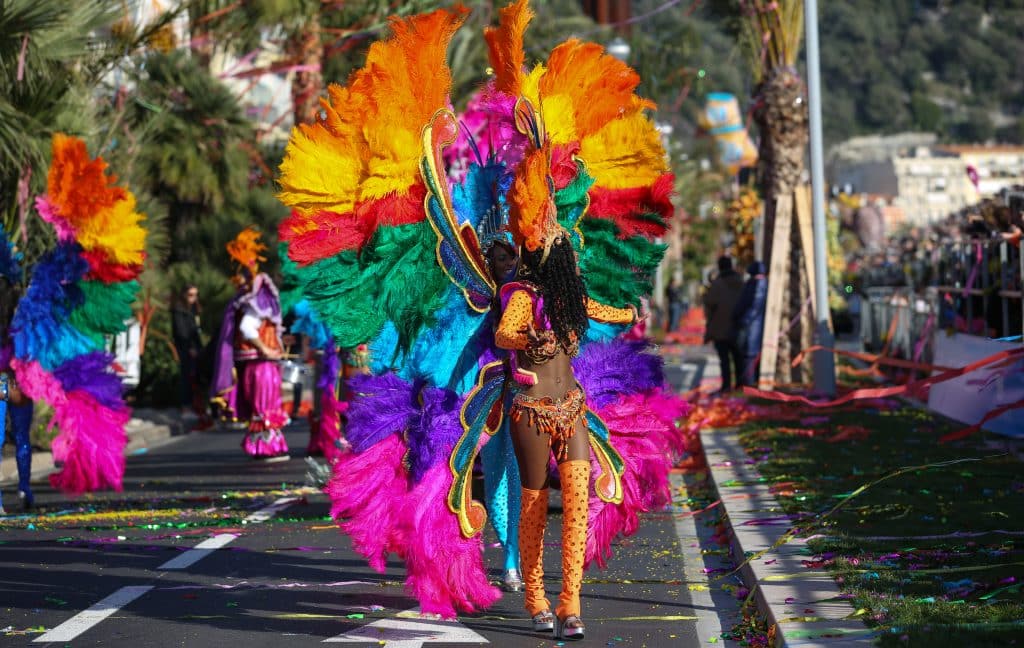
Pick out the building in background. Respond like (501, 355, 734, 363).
(829, 133, 1024, 226)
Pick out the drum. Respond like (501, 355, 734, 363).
(279, 359, 307, 385)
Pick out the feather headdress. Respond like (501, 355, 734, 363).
(12, 134, 147, 494)
(226, 226, 267, 273)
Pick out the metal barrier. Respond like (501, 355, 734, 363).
(861, 239, 1023, 366)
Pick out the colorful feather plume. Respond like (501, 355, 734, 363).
(226, 226, 267, 272)
(11, 134, 146, 494)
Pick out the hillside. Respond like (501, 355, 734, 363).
(689, 0, 1024, 147)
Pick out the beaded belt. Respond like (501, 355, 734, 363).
(510, 385, 586, 461)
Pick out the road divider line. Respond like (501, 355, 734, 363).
(34, 585, 153, 643)
(158, 533, 238, 570)
(244, 496, 298, 524)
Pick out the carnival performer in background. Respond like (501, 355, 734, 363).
(274, 0, 690, 633)
(1, 226, 33, 513)
(8, 134, 147, 496)
(210, 228, 289, 461)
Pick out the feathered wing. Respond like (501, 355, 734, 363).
(277, 7, 505, 618)
(11, 134, 147, 494)
(278, 6, 469, 350)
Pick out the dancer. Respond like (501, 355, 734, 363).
(211, 228, 290, 460)
(8, 134, 147, 495)
(275, 0, 690, 629)
(1, 226, 33, 513)
(496, 166, 639, 636)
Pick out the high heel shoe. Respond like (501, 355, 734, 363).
(554, 614, 585, 640)
(18, 489, 33, 511)
(531, 610, 554, 632)
(503, 568, 523, 592)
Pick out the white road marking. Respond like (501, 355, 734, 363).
(244, 496, 298, 523)
(37, 496, 300, 641)
(671, 472, 735, 645)
(33, 585, 153, 643)
(158, 533, 238, 570)
(324, 607, 488, 646)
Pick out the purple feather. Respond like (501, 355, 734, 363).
(344, 373, 418, 452)
(574, 339, 663, 408)
(318, 338, 340, 391)
(406, 386, 464, 483)
(53, 352, 125, 410)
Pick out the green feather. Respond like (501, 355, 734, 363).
(361, 220, 449, 350)
(277, 242, 305, 315)
(281, 221, 448, 350)
(69, 281, 139, 344)
(576, 218, 666, 308)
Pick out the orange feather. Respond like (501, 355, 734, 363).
(484, 0, 534, 96)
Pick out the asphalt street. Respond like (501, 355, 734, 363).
(1, 350, 730, 647)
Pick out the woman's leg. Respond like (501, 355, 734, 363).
(11, 401, 34, 507)
(552, 422, 590, 629)
(511, 416, 554, 617)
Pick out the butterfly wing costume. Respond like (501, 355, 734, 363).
(276, 1, 692, 617)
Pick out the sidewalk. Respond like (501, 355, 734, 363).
(668, 340, 874, 646)
(0, 408, 189, 487)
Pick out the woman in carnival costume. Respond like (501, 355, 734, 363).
(0, 226, 33, 513)
(275, 0, 691, 636)
(6, 134, 147, 498)
(210, 228, 290, 461)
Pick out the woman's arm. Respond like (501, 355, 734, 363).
(495, 290, 533, 350)
(239, 308, 281, 359)
(585, 298, 637, 325)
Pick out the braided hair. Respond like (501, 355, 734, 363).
(519, 237, 589, 349)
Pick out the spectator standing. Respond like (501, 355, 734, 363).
(171, 284, 203, 416)
(703, 256, 745, 394)
(665, 279, 685, 334)
(733, 261, 768, 386)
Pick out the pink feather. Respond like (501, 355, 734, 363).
(13, 359, 128, 494)
(326, 433, 500, 618)
(585, 389, 691, 568)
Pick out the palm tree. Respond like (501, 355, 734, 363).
(0, 1, 122, 263)
(728, 0, 812, 385)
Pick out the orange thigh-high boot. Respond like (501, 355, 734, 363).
(555, 458, 590, 639)
(519, 487, 554, 631)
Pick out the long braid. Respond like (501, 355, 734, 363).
(520, 238, 588, 349)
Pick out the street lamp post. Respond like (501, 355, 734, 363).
(805, 0, 836, 396)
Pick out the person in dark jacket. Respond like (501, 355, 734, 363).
(703, 256, 745, 393)
(733, 261, 768, 387)
(171, 284, 203, 415)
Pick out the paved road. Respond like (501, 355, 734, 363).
(1, 368, 732, 646)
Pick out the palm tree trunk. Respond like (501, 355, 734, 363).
(289, 14, 323, 127)
(754, 67, 809, 383)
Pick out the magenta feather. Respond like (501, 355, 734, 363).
(585, 389, 691, 568)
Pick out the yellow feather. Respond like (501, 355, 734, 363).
(579, 112, 669, 190)
(538, 93, 578, 145)
(77, 193, 147, 266)
(278, 121, 364, 215)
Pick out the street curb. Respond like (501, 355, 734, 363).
(701, 426, 874, 648)
(0, 408, 188, 487)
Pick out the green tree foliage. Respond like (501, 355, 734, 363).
(700, 0, 1024, 145)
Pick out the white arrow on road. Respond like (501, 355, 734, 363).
(323, 607, 488, 647)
